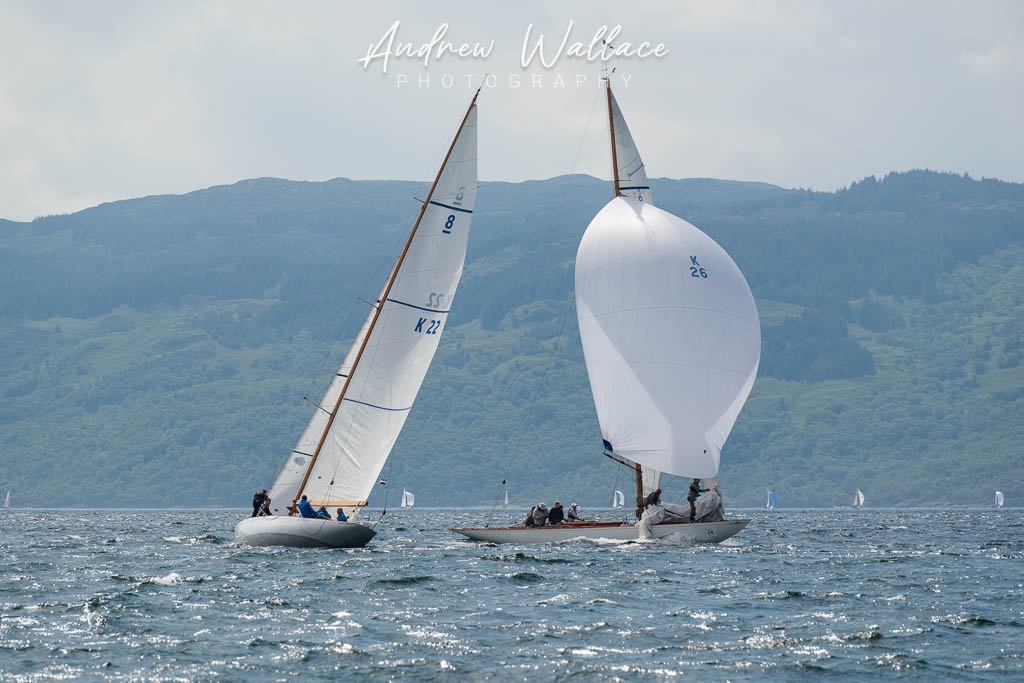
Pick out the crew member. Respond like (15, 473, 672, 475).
(688, 479, 708, 522)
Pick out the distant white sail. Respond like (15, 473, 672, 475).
(767, 489, 776, 508)
(267, 106, 478, 516)
(608, 89, 652, 204)
(3, 490, 8, 508)
(995, 491, 1004, 507)
(612, 490, 625, 508)
(504, 488, 509, 507)
(400, 489, 415, 508)
(854, 489, 865, 507)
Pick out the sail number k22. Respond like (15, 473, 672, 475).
(415, 318, 441, 334)
(689, 255, 709, 278)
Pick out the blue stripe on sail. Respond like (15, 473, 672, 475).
(429, 200, 473, 214)
(620, 185, 650, 190)
(386, 298, 450, 314)
(292, 450, 315, 457)
(342, 398, 412, 412)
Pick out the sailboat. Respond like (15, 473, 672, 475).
(235, 91, 479, 548)
(503, 488, 509, 507)
(453, 77, 759, 544)
(4, 490, 9, 509)
(767, 489, 777, 509)
(853, 489, 865, 508)
(995, 491, 1004, 508)
(400, 489, 415, 508)
(612, 490, 625, 508)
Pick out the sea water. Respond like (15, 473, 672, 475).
(1, 508, 1021, 680)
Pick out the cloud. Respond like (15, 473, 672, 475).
(0, 1, 1023, 221)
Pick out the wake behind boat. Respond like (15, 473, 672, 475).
(237, 91, 480, 549)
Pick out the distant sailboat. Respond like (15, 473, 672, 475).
(503, 488, 509, 507)
(766, 489, 777, 509)
(235, 90, 480, 548)
(611, 490, 625, 508)
(400, 489, 415, 508)
(4, 490, 9, 509)
(995, 491, 1004, 508)
(454, 76, 758, 544)
(854, 489, 865, 508)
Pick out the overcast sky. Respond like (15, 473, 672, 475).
(1, 1, 1022, 221)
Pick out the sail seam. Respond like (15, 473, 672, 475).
(619, 185, 650, 190)
(385, 298, 451, 314)
(429, 200, 473, 214)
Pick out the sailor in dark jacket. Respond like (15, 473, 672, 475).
(252, 489, 270, 517)
(687, 479, 708, 522)
(547, 501, 565, 525)
(643, 488, 662, 508)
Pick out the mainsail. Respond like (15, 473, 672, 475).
(266, 99, 478, 517)
(767, 489, 777, 508)
(577, 82, 761, 481)
(854, 489, 865, 507)
(995, 491, 1004, 507)
(400, 489, 415, 508)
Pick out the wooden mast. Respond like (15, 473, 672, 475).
(606, 72, 644, 517)
(289, 89, 481, 514)
(605, 74, 621, 197)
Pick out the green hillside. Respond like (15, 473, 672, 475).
(1, 171, 1021, 509)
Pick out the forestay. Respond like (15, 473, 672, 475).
(575, 196, 760, 479)
(267, 106, 478, 516)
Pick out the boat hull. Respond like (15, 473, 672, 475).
(235, 516, 376, 548)
(452, 519, 749, 544)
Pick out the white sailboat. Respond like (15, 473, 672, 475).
(400, 489, 415, 508)
(503, 488, 509, 507)
(454, 77, 759, 544)
(767, 489, 777, 509)
(995, 491, 1004, 508)
(236, 91, 479, 548)
(611, 490, 626, 508)
(853, 489, 865, 508)
(4, 490, 9, 509)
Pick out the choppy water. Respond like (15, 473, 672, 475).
(1, 508, 1022, 680)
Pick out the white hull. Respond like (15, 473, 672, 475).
(452, 519, 749, 544)
(235, 516, 376, 548)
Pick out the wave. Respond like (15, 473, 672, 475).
(373, 576, 435, 586)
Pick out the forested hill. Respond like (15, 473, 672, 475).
(1, 170, 1022, 509)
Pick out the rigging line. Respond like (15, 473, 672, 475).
(485, 84, 603, 525)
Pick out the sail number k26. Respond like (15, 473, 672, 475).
(415, 318, 441, 334)
(689, 255, 709, 278)
(442, 186, 467, 235)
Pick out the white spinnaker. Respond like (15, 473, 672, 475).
(267, 106, 477, 514)
(575, 197, 761, 478)
(608, 89, 652, 205)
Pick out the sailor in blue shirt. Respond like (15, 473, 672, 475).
(297, 495, 316, 518)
